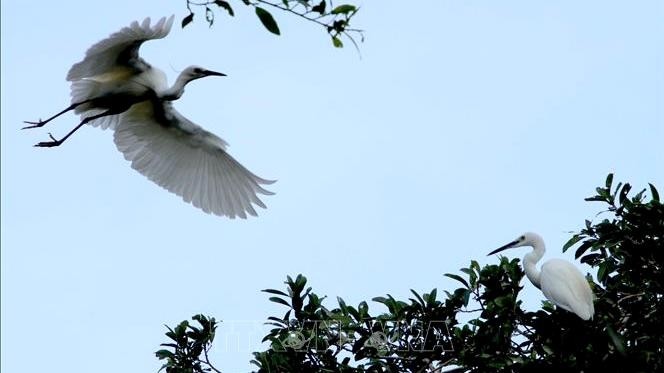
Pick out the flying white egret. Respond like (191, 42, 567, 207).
(24, 16, 274, 219)
(487, 232, 595, 320)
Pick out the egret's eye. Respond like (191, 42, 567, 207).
(193, 68, 203, 74)
(520, 235, 526, 240)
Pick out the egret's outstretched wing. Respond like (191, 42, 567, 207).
(541, 259, 594, 320)
(68, 16, 173, 130)
(113, 101, 275, 218)
(67, 16, 174, 81)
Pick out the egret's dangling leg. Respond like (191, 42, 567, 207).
(22, 99, 93, 129)
(34, 106, 129, 147)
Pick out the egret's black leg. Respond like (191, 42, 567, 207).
(23, 99, 92, 129)
(34, 108, 123, 148)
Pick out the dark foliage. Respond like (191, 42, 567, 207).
(183, 0, 363, 50)
(159, 175, 663, 372)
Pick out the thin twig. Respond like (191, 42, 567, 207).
(255, 0, 361, 32)
(186, 0, 364, 54)
(202, 346, 222, 373)
(617, 292, 645, 304)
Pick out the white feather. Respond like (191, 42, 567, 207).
(113, 101, 274, 219)
(67, 16, 174, 81)
(67, 16, 174, 130)
(541, 259, 595, 320)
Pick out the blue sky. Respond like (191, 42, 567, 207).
(2, 1, 662, 372)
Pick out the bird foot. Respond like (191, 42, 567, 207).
(34, 133, 63, 148)
(22, 119, 46, 129)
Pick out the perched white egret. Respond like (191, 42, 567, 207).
(24, 16, 274, 219)
(487, 232, 594, 320)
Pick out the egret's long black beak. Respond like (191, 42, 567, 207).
(204, 69, 226, 77)
(487, 239, 520, 256)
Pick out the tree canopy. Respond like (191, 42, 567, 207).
(156, 174, 664, 372)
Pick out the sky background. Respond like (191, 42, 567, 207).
(2, 1, 662, 372)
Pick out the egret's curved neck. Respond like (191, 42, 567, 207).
(161, 72, 192, 101)
(522, 236, 546, 289)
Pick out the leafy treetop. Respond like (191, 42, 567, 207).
(158, 174, 663, 372)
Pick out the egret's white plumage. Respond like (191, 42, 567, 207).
(69, 16, 175, 130)
(488, 232, 595, 320)
(25, 16, 274, 218)
(114, 99, 273, 219)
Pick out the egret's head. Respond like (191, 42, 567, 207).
(487, 232, 542, 255)
(182, 65, 226, 82)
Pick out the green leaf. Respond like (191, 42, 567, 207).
(372, 296, 387, 304)
(155, 349, 174, 360)
(597, 261, 608, 283)
(613, 182, 623, 198)
(633, 188, 646, 202)
(346, 305, 361, 321)
(181, 13, 194, 28)
(410, 289, 426, 306)
(596, 186, 609, 198)
(574, 241, 593, 259)
(174, 321, 189, 336)
(312, 0, 326, 14)
(266, 316, 287, 326)
(649, 183, 660, 202)
(332, 36, 343, 48)
(262, 288, 289, 297)
(215, 0, 235, 16)
(296, 274, 307, 286)
(255, 7, 281, 35)
(358, 301, 368, 316)
(444, 273, 469, 288)
(562, 234, 581, 252)
(427, 288, 438, 305)
(606, 325, 626, 355)
(331, 4, 356, 15)
(269, 296, 291, 308)
(462, 289, 471, 306)
(619, 183, 632, 205)
(164, 332, 176, 342)
(605, 173, 614, 189)
(205, 6, 214, 25)
(494, 295, 512, 308)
